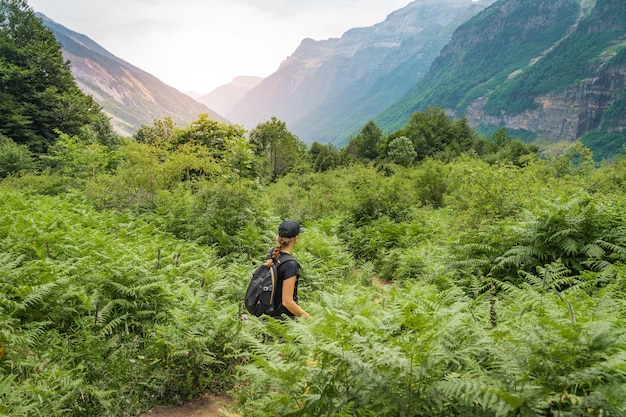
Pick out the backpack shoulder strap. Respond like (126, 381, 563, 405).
(277, 253, 296, 266)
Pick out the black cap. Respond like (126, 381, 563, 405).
(278, 219, 302, 238)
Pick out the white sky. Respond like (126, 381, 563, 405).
(27, 0, 410, 94)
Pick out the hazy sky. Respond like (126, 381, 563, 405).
(27, 0, 410, 94)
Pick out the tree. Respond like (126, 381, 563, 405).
(134, 116, 178, 147)
(0, 0, 107, 153)
(0, 133, 34, 177)
(174, 114, 246, 158)
(414, 158, 449, 208)
(350, 120, 383, 161)
(43, 132, 111, 180)
(223, 134, 256, 179)
(249, 117, 306, 181)
(482, 127, 539, 166)
(398, 106, 477, 161)
(549, 141, 595, 177)
(387, 136, 416, 167)
(308, 141, 340, 172)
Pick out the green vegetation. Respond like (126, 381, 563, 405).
(484, 31, 620, 116)
(0, 0, 112, 154)
(2, 1, 626, 416)
(377, 0, 581, 131)
(376, 0, 626, 151)
(4, 120, 625, 415)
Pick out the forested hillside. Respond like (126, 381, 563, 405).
(2, 1, 626, 416)
(227, 0, 495, 145)
(378, 0, 626, 158)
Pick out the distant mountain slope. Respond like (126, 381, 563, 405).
(192, 76, 262, 118)
(290, 2, 493, 146)
(227, 0, 495, 145)
(38, 14, 224, 136)
(377, 0, 626, 158)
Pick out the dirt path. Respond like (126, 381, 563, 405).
(139, 394, 235, 417)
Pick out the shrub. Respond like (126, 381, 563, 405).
(0, 135, 36, 177)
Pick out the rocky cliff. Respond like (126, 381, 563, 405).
(464, 0, 626, 146)
(467, 61, 626, 142)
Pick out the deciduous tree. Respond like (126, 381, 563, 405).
(309, 141, 340, 172)
(397, 106, 477, 161)
(174, 114, 246, 158)
(387, 136, 416, 167)
(249, 117, 306, 181)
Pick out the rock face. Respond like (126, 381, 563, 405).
(461, 0, 626, 144)
(227, 0, 496, 144)
(39, 14, 224, 136)
(467, 63, 626, 141)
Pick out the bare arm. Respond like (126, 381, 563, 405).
(281, 276, 310, 318)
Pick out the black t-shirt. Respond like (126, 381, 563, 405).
(265, 249, 300, 317)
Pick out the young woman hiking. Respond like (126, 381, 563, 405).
(265, 219, 310, 319)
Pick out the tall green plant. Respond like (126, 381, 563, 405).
(495, 195, 626, 285)
(232, 274, 626, 416)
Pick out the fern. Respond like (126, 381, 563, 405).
(99, 313, 129, 336)
(19, 279, 66, 311)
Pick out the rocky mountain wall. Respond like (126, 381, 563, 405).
(467, 62, 626, 141)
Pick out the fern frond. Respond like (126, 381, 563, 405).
(596, 238, 626, 257)
(0, 253, 27, 271)
(105, 281, 136, 298)
(20, 279, 64, 310)
(97, 299, 134, 323)
(559, 236, 579, 256)
(439, 373, 518, 417)
(581, 258, 613, 272)
(99, 313, 129, 336)
(582, 242, 607, 259)
(21, 321, 54, 346)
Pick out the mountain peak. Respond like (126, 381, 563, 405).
(193, 76, 264, 117)
(228, 0, 496, 144)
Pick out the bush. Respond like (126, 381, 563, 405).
(156, 178, 270, 258)
(0, 135, 36, 177)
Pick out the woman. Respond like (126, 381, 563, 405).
(264, 219, 310, 319)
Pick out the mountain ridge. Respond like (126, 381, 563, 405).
(38, 13, 224, 136)
(375, 0, 626, 157)
(191, 76, 263, 117)
(36, 0, 626, 158)
(227, 0, 496, 145)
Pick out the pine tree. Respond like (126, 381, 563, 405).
(0, 0, 105, 153)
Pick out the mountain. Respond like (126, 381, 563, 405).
(377, 0, 626, 159)
(192, 76, 263, 117)
(227, 0, 496, 145)
(38, 14, 225, 136)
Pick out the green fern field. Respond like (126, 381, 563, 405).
(3, 3, 626, 415)
(0, 190, 242, 415)
(2, 148, 626, 416)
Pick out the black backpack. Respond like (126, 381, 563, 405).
(244, 254, 294, 317)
